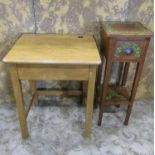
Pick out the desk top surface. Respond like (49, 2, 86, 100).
(3, 34, 101, 65)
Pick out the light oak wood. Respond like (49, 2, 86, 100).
(84, 66, 96, 138)
(3, 34, 101, 139)
(29, 80, 38, 105)
(29, 80, 36, 94)
(17, 64, 89, 81)
(9, 65, 28, 139)
(3, 34, 101, 65)
(25, 92, 37, 117)
(81, 81, 88, 105)
(37, 90, 82, 96)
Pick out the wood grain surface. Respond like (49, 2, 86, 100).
(3, 34, 101, 65)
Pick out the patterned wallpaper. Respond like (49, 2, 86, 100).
(0, 0, 34, 103)
(34, 0, 128, 33)
(0, 0, 153, 104)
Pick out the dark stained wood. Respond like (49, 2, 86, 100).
(37, 89, 82, 96)
(124, 38, 150, 125)
(105, 99, 130, 105)
(98, 39, 115, 126)
(116, 62, 124, 86)
(98, 21, 153, 126)
(101, 21, 153, 37)
(121, 62, 130, 86)
(95, 54, 104, 106)
(108, 85, 130, 98)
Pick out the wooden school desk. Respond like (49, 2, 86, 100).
(3, 34, 101, 139)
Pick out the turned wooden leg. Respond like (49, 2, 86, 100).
(10, 65, 28, 139)
(84, 67, 96, 138)
(98, 59, 113, 126)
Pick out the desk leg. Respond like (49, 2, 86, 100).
(29, 80, 36, 93)
(84, 67, 96, 138)
(29, 80, 38, 105)
(81, 81, 87, 105)
(10, 65, 28, 139)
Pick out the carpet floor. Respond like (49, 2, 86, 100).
(0, 99, 153, 155)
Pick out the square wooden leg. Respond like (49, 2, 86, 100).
(10, 65, 28, 139)
(84, 66, 96, 138)
(124, 39, 150, 125)
(121, 62, 130, 86)
(124, 62, 143, 125)
(29, 80, 36, 93)
(29, 80, 38, 105)
(81, 81, 87, 105)
(94, 60, 103, 108)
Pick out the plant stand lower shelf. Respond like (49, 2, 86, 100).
(105, 85, 130, 106)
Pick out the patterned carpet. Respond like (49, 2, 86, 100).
(0, 99, 153, 155)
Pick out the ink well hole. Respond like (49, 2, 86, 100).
(78, 36, 84, 38)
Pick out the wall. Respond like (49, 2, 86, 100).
(0, 0, 153, 104)
(0, 0, 34, 103)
